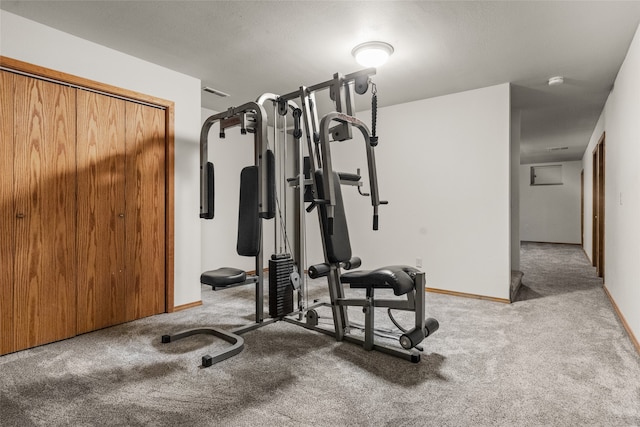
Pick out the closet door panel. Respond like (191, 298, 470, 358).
(13, 75, 77, 350)
(1, 71, 15, 355)
(125, 103, 166, 321)
(77, 90, 126, 333)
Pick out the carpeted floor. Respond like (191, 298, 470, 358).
(1, 242, 639, 426)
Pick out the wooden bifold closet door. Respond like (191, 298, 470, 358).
(76, 91, 165, 332)
(11, 74, 78, 352)
(1, 67, 167, 355)
(124, 102, 166, 322)
(1, 71, 16, 355)
(76, 90, 127, 334)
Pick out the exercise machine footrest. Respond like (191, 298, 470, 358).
(161, 327, 245, 367)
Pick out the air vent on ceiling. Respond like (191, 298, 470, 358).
(547, 146, 569, 152)
(203, 86, 230, 97)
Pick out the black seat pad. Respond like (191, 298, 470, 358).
(341, 265, 418, 296)
(201, 267, 246, 287)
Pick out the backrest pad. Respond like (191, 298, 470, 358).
(315, 169, 352, 263)
(237, 166, 261, 257)
(263, 149, 276, 219)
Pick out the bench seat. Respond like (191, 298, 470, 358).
(201, 267, 247, 288)
(341, 265, 418, 296)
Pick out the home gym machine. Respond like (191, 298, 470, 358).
(275, 69, 439, 363)
(162, 69, 439, 366)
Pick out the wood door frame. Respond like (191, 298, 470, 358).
(1, 56, 176, 313)
(592, 148, 597, 267)
(580, 169, 584, 246)
(592, 132, 605, 278)
(0, 70, 16, 354)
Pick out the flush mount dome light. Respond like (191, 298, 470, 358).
(548, 76, 564, 86)
(352, 41, 394, 68)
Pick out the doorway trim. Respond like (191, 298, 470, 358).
(580, 169, 584, 246)
(592, 132, 605, 279)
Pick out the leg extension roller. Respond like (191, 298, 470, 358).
(399, 317, 439, 350)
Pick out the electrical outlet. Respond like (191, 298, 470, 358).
(416, 257, 423, 268)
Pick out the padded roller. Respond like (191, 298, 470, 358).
(400, 327, 425, 350)
(343, 257, 361, 270)
(309, 263, 331, 279)
(399, 318, 439, 350)
(425, 317, 440, 336)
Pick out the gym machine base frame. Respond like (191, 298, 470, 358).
(283, 310, 422, 363)
(161, 328, 243, 367)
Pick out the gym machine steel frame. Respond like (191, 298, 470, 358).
(279, 69, 437, 363)
(165, 69, 437, 367)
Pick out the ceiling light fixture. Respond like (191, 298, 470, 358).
(548, 76, 564, 86)
(203, 86, 230, 97)
(352, 41, 394, 68)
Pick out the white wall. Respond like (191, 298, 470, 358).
(519, 161, 582, 244)
(583, 23, 640, 344)
(1, 11, 202, 307)
(329, 84, 512, 300)
(200, 85, 512, 301)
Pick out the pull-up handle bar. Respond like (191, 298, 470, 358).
(278, 68, 376, 103)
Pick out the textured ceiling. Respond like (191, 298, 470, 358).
(2, 1, 640, 163)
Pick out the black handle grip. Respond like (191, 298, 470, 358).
(373, 214, 379, 230)
(201, 162, 215, 219)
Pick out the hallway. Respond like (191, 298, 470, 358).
(518, 242, 603, 299)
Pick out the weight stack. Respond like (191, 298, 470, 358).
(269, 254, 294, 318)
